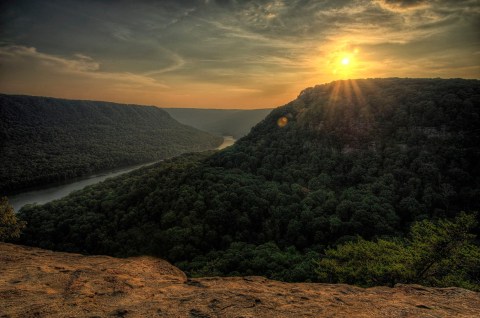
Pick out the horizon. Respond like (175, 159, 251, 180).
(1, 0, 479, 109)
(1, 76, 477, 110)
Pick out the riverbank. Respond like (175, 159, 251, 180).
(9, 136, 235, 211)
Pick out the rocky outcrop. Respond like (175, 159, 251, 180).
(1, 243, 479, 318)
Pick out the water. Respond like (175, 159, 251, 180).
(9, 162, 156, 212)
(9, 136, 235, 212)
(216, 136, 235, 150)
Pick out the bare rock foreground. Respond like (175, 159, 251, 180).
(1, 243, 479, 318)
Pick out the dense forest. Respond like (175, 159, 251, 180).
(0, 95, 223, 193)
(17, 79, 480, 289)
(164, 108, 271, 139)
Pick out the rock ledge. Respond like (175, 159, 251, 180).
(1, 243, 478, 317)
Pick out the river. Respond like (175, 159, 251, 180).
(9, 136, 236, 212)
(216, 135, 235, 150)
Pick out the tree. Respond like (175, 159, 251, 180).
(317, 213, 480, 290)
(0, 197, 26, 241)
(316, 238, 412, 287)
(408, 212, 480, 289)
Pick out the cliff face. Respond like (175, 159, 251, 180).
(1, 243, 479, 318)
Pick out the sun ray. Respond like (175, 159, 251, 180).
(343, 79, 354, 106)
(350, 79, 367, 106)
(328, 80, 343, 107)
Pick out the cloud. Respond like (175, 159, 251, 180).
(0, 45, 169, 89)
(142, 49, 186, 76)
(226, 87, 263, 94)
(0, 45, 100, 72)
(376, 0, 429, 12)
(0, 0, 478, 108)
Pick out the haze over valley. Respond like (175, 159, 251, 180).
(164, 108, 272, 139)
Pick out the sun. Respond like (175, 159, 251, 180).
(322, 46, 360, 78)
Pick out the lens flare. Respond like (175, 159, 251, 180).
(277, 116, 288, 127)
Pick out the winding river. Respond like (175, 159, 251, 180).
(9, 136, 235, 212)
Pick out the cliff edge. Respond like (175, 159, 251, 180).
(1, 243, 478, 318)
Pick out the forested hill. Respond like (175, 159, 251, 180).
(18, 78, 480, 288)
(0, 94, 223, 193)
(163, 108, 272, 139)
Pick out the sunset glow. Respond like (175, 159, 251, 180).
(0, 0, 478, 109)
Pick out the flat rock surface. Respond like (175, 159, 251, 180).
(1, 243, 479, 317)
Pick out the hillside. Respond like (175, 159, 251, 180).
(1, 243, 479, 318)
(163, 108, 272, 139)
(0, 95, 223, 193)
(18, 78, 480, 288)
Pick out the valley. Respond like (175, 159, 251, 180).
(1, 1, 479, 316)
(15, 78, 480, 291)
(164, 108, 272, 139)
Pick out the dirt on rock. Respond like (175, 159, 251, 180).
(1, 243, 479, 317)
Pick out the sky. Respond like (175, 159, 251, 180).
(0, 0, 479, 109)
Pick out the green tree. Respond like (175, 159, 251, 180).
(408, 212, 480, 289)
(317, 213, 480, 290)
(0, 197, 26, 241)
(316, 238, 412, 287)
